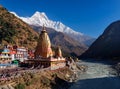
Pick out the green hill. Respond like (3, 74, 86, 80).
(0, 5, 38, 49)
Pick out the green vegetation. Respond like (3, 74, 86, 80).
(15, 83, 25, 89)
(41, 76, 50, 86)
(0, 5, 38, 49)
(0, 27, 16, 43)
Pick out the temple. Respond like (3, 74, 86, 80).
(34, 26, 53, 58)
(23, 26, 66, 70)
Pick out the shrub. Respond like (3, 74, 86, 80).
(15, 83, 25, 89)
(41, 76, 50, 86)
(25, 81, 31, 86)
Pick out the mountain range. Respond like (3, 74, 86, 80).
(11, 11, 95, 46)
(32, 26, 87, 56)
(0, 6, 88, 56)
(81, 21, 120, 59)
(2, 5, 120, 59)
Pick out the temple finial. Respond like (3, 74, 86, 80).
(55, 46, 62, 57)
(43, 24, 46, 30)
(41, 24, 47, 33)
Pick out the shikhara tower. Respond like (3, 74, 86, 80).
(34, 26, 53, 58)
(26, 26, 66, 70)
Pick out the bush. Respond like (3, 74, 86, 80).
(15, 83, 25, 89)
(25, 81, 31, 86)
(41, 76, 50, 86)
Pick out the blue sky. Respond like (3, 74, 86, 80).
(0, 0, 120, 38)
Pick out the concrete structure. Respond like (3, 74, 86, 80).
(23, 26, 66, 70)
(14, 47, 28, 62)
(0, 46, 18, 69)
(0, 46, 11, 64)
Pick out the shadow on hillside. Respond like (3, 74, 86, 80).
(70, 76, 120, 89)
(51, 76, 73, 89)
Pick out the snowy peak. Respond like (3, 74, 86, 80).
(11, 11, 83, 36)
(11, 11, 95, 46)
(32, 11, 48, 20)
(10, 12, 19, 17)
(20, 11, 50, 26)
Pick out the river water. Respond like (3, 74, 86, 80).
(69, 59, 120, 89)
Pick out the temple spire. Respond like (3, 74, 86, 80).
(55, 46, 62, 57)
(34, 26, 53, 58)
(41, 24, 47, 33)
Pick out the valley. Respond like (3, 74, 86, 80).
(1, 1, 120, 89)
(70, 59, 120, 89)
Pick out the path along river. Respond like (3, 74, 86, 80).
(70, 59, 120, 89)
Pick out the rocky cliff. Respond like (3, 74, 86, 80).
(0, 67, 74, 89)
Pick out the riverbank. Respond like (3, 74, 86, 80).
(0, 60, 88, 89)
(0, 67, 73, 89)
(70, 59, 120, 89)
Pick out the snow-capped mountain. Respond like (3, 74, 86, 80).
(11, 11, 83, 35)
(11, 11, 95, 46)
